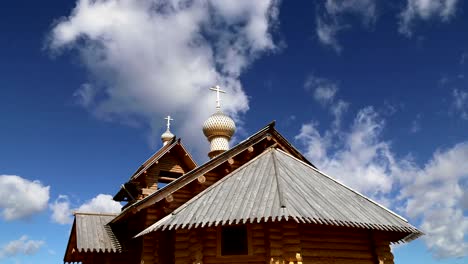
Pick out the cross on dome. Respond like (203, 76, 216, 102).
(203, 85, 236, 159)
(161, 115, 175, 146)
(209, 85, 226, 110)
(164, 115, 174, 131)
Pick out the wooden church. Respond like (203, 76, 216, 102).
(64, 86, 422, 264)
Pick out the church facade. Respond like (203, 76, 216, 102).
(64, 87, 422, 264)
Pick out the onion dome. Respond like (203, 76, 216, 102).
(161, 129, 175, 146)
(204, 85, 236, 159)
(161, 115, 175, 146)
(202, 111, 236, 140)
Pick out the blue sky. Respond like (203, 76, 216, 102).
(1, 0, 467, 263)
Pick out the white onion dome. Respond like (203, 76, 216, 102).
(202, 111, 236, 140)
(161, 129, 175, 144)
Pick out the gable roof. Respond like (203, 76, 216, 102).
(113, 138, 197, 201)
(64, 213, 121, 263)
(111, 121, 312, 223)
(136, 148, 422, 243)
(130, 138, 197, 181)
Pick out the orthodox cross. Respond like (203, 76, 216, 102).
(164, 115, 174, 131)
(209, 85, 226, 110)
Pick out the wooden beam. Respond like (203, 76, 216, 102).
(197, 175, 206, 184)
(227, 158, 235, 165)
(165, 194, 174, 203)
(159, 176, 177, 183)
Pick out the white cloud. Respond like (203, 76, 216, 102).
(73, 83, 96, 108)
(50, 194, 122, 224)
(452, 88, 468, 120)
(77, 194, 122, 213)
(304, 75, 348, 128)
(316, 17, 342, 53)
(305, 76, 338, 104)
(398, 142, 468, 258)
(0, 235, 45, 259)
(399, 0, 459, 36)
(296, 106, 468, 258)
(49, 195, 73, 225)
(297, 107, 395, 197)
(315, 0, 376, 52)
(0, 175, 50, 221)
(48, 0, 279, 154)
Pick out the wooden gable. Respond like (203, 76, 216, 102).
(113, 138, 197, 205)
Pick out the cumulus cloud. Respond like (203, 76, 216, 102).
(49, 195, 74, 224)
(399, 143, 468, 257)
(399, 0, 459, 36)
(452, 88, 468, 120)
(0, 175, 50, 221)
(50, 194, 122, 224)
(0, 235, 45, 259)
(295, 106, 468, 258)
(47, 0, 279, 154)
(77, 194, 122, 213)
(315, 0, 376, 52)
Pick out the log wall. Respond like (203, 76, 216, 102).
(167, 223, 394, 264)
(88, 223, 395, 264)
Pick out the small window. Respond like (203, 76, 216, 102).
(221, 225, 248, 256)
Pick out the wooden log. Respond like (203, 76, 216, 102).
(301, 249, 373, 259)
(197, 175, 206, 183)
(165, 194, 174, 203)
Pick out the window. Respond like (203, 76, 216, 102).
(220, 225, 249, 256)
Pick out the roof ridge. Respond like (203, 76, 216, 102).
(73, 212, 118, 217)
(274, 148, 409, 223)
(271, 150, 286, 208)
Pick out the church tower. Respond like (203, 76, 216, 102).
(202, 85, 236, 159)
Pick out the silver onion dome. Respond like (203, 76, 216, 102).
(202, 111, 236, 140)
(161, 129, 175, 145)
(161, 115, 175, 146)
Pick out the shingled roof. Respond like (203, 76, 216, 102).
(64, 213, 122, 263)
(136, 148, 422, 243)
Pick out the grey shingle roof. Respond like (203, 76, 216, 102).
(136, 148, 421, 241)
(75, 213, 122, 253)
